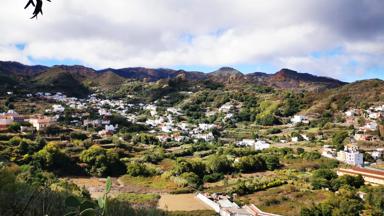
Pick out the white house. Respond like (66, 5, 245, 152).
(144, 104, 157, 116)
(52, 104, 65, 113)
(291, 136, 300, 143)
(371, 151, 383, 160)
(167, 107, 182, 115)
(369, 112, 381, 120)
(236, 139, 256, 147)
(254, 140, 270, 150)
(193, 132, 215, 142)
(373, 105, 384, 112)
(301, 134, 310, 141)
(161, 125, 173, 133)
(236, 139, 270, 150)
(345, 109, 356, 117)
(177, 122, 190, 131)
(199, 123, 216, 131)
(98, 109, 112, 116)
(290, 115, 309, 125)
(105, 124, 117, 132)
(363, 121, 378, 131)
(219, 103, 233, 113)
(28, 117, 54, 131)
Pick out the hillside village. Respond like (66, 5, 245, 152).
(1, 63, 384, 215)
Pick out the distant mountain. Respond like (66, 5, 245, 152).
(208, 67, 244, 83)
(97, 68, 205, 82)
(0, 60, 347, 94)
(261, 68, 345, 90)
(207, 67, 345, 91)
(0, 61, 48, 76)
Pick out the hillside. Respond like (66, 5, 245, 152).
(92, 71, 127, 90)
(304, 79, 384, 114)
(0, 73, 17, 91)
(52, 65, 97, 81)
(32, 68, 90, 97)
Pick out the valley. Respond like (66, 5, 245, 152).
(1, 61, 384, 215)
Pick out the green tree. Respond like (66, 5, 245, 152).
(332, 131, 349, 151)
(235, 155, 266, 173)
(172, 158, 206, 177)
(79, 145, 126, 177)
(70, 132, 88, 141)
(365, 186, 384, 215)
(180, 172, 202, 189)
(205, 155, 232, 174)
(126, 162, 153, 177)
(262, 155, 280, 170)
(33, 143, 81, 175)
(301, 188, 363, 216)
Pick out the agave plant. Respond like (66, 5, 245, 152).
(64, 177, 112, 216)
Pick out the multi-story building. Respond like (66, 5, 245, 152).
(337, 146, 364, 166)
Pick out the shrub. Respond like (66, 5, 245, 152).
(302, 151, 321, 160)
(235, 155, 266, 173)
(126, 162, 154, 177)
(70, 132, 88, 141)
(79, 145, 126, 177)
(33, 143, 82, 175)
(205, 155, 233, 174)
(180, 172, 202, 189)
(203, 173, 224, 183)
(267, 128, 282, 134)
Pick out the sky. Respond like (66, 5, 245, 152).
(0, 0, 384, 82)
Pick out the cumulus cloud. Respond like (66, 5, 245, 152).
(0, 0, 383, 80)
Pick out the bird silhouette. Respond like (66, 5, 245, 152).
(25, 0, 51, 19)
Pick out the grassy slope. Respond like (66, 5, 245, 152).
(90, 71, 127, 90)
(304, 79, 384, 114)
(32, 68, 90, 97)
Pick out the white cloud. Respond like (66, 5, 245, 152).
(0, 0, 383, 80)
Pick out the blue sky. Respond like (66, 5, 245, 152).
(1, 0, 384, 82)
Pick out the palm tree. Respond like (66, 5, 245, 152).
(24, 0, 51, 19)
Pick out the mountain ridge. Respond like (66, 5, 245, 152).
(0, 60, 347, 92)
